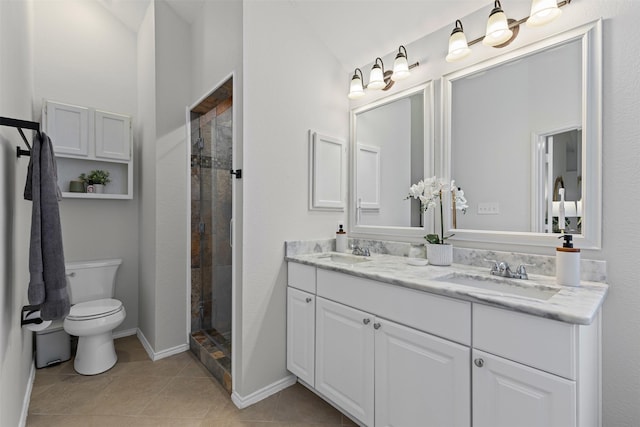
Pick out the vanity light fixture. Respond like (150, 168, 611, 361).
(483, 1, 514, 47)
(391, 45, 411, 81)
(368, 58, 386, 90)
(348, 68, 365, 99)
(347, 47, 420, 99)
(527, 0, 562, 27)
(446, 20, 471, 62)
(445, 0, 571, 62)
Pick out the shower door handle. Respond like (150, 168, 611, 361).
(230, 219, 233, 248)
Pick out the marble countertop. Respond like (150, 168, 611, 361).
(286, 252, 608, 325)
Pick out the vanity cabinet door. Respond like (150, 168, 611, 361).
(316, 297, 374, 427)
(375, 318, 470, 427)
(286, 287, 315, 386)
(473, 350, 576, 427)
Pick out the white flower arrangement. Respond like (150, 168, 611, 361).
(406, 176, 469, 244)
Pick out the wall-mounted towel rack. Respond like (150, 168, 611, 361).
(0, 116, 41, 158)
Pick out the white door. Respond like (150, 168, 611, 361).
(316, 297, 374, 426)
(375, 318, 470, 427)
(473, 350, 576, 427)
(44, 100, 89, 156)
(95, 110, 131, 160)
(286, 287, 315, 386)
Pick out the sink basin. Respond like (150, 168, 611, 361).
(435, 272, 559, 301)
(327, 253, 371, 265)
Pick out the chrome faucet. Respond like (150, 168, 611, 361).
(485, 259, 531, 279)
(351, 245, 370, 257)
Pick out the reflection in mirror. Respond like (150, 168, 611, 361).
(535, 128, 582, 235)
(451, 38, 581, 233)
(442, 20, 601, 248)
(350, 82, 433, 239)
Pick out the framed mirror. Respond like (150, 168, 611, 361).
(349, 82, 434, 239)
(441, 20, 602, 249)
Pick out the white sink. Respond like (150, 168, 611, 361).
(435, 272, 560, 301)
(324, 253, 371, 265)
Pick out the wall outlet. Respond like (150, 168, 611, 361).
(477, 202, 500, 215)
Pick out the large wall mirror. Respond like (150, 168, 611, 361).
(349, 82, 434, 239)
(442, 20, 602, 249)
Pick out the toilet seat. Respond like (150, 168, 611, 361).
(67, 298, 123, 321)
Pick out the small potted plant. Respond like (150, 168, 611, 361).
(406, 177, 468, 266)
(79, 170, 111, 194)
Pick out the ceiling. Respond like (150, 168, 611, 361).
(99, 0, 490, 71)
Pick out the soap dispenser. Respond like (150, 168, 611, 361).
(336, 224, 347, 253)
(556, 234, 580, 286)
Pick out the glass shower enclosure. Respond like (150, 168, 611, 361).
(189, 78, 233, 393)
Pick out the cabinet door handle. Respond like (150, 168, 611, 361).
(373, 323, 381, 330)
(305, 297, 312, 303)
(474, 358, 484, 368)
(363, 318, 371, 325)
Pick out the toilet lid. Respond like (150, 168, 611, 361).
(67, 298, 123, 320)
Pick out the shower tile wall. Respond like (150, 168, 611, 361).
(190, 98, 233, 336)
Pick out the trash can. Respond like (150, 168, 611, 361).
(35, 320, 71, 368)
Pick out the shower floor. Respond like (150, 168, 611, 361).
(190, 328, 232, 394)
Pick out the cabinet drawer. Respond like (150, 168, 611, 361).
(288, 263, 316, 293)
(473, 304, 577, 380)
(317, 269, 470, 345)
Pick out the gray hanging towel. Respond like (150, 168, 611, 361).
(24, 132, 69, 321)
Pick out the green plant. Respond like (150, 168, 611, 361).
(79, 170, 111, 185)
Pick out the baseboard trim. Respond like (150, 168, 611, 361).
(136, 329, 189, 361)
(231, 374, 297, 409)
(19, 361, 36, 427)
(113, 328, 138, 339)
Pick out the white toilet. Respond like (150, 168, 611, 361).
(63, 259, 126, 375)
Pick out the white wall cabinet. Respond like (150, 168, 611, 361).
(44, 101, 89, 156)
(286, 287, 316, 386)
(286, 263, 601, 427)
(95, 109, 132, 161)
(43, 99, 133, 199)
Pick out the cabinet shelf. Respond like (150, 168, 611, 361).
(60, 192, 132, 200)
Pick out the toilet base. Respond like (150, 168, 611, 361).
(74, 332, 117, 375)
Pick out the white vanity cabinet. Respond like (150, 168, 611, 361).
(473, 349, 576, 427)
(286, 262, 601, 427)
(472, 304, 600, 427)
(315, 297, 374, 426)
(286, 264, 317, 386)
(315, 296, 470, 427)
(287, 287, 315, 386)
(374, 313, 470, 427)
(43, 99, 133, 199)
(288, 265, 471, 427)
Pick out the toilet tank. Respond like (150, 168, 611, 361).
(65, 259, 122, 304)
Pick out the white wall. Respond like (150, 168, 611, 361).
(0, 1, 35, 425)
(241, 0, 349, 396)
(152, 0, 190, 352)
(136, 1, 157, 349)
(32, 0, 139, 333)
(596, 4, 640, 424)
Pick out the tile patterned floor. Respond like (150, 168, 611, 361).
(27, 335, 357, 427)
